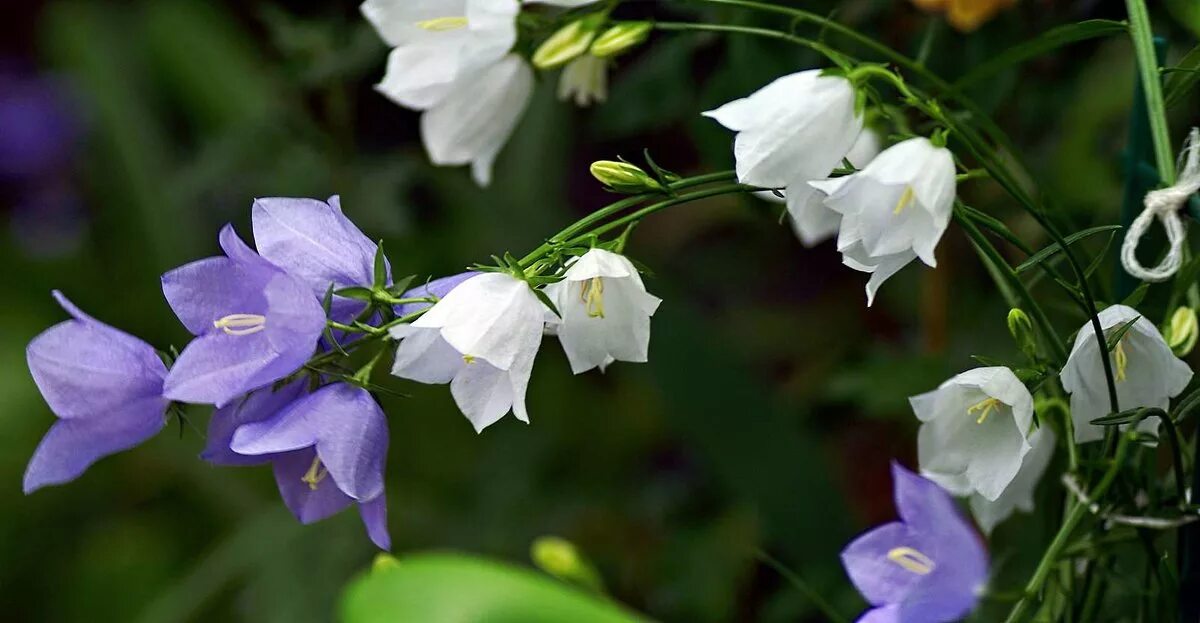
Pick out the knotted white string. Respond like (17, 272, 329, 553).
(1121, 127, 1200, 282)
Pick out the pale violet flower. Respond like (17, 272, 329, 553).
(1061, 304, 1193, 444)
(544, 248, 662, 374)
(558, 54, 608, 107)
(703, 70, 862, 245)
(420, 54, 534, 186)
(970, 427, 1056, 534)
(810, 137, 956, 306)
(362, 0, 518, 110)
(390, 272, 548, 432)
(912, 367, 1034, 501)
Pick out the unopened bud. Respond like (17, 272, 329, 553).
(531, 536, 603, 592)
(371, 553, 400, 573)
(590, 160, 664, 193)
(533, 18, 599, 70)
(1006, 308, 1037, 358)
(590, 22, 652, 58)
(1166, 306, 1198, 357)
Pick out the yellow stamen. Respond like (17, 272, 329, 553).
(967, 397, 1002, 425)
(1114, 339, 1128, 382)
(887, 547, 936, 575)
(580, 277, 605, 318)
(301, 456, 328, 491)
(213, 313, 266, 336)
(416, 16, 468, 31)
(463, 354, 477, 364)
(893, 186, 916, 215)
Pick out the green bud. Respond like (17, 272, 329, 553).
(531, 536, 604, 592)
(1006, 308, 1037, 358)
(590, 160, 664, 193)
(533, 18, 599, 70)
(1166, 306, 1198, 357)
(590, 22, 652, 58)
(371, 553, 400, 573)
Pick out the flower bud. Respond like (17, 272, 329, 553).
(1006, 308, 1037, 358)
(590, 160, 664, 193)
(1166, 306, 1198, 357)
(590, 22, 652, 58)
(531, 536, 603, 592)
(533, 18, 599, 70)
(371, 553, 400, 573)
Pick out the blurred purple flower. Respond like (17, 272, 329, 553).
(841, 462, 988, 623)
(0, 68, 80, 181)
(227, 382, 391, 550)
(252, 195, 388, 322)
(24, 291, 169, 493)
(396, 271, 478, 316)
(161, 224, 325, 407)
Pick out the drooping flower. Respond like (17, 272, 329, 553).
(1061, 304, 1193, 444)
(841, 462, 988, 623)
(557, 54, 608, 107)
(911, 366, 1034, 501)
(419, 54, 534, 186)
(703, 70, 863, 242)
(390, 272, 547, 432)
(544, 248, 661, 374)
(201, 379, 308, 466)
(229, 383, 391, 550)
(810, 137, 956, 306)
(161, 224, 326, 407)
(24, 291, 169, 493)
(251, 195, 387, 321)
(970, 427, 1056, 534)
(361, 0, 519, 110)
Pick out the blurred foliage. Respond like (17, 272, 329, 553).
(1, 0, 1198, 621)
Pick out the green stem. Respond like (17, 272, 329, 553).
(567, 183, 759, 242)
(1124, 0, 1175, 183)
(652, 21, 850, 68)
(1004, 433, 1133, 623)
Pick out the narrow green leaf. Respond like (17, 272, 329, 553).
(971, 354, 1012, 368)
(1015, 225, 1123, 273)
(335, 286, 375, 302)
(340, 553, 647, 623)
(1165, 43, 1200, 109)
(1121, 282, 1149, 308)
(373, 240, 388, 289)
(533, 287, 561, 319)
(1105, 317, 1141, 352)
(954, 20, 1127, 91)
(387, 274, 417, 296)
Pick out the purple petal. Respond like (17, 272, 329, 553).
(163, 332, 277, 406)
(27, 299, 166, 420)
(202, 381, 308, 466)
(23, 396, 167, 493)
(261, 272, 328, 352)
(229, 390, 322, 456)
(891, 462, 969, 536)
(359, 495, 391, 551)
(397, 272, 478, 316)
(218, 223, 274, 270)
(162, 256, 269, 336)
(856, 605, 901, 623)
(272, 448, 355, 524)
(841, 521, 928, 607)
(252, 197, 383, 297)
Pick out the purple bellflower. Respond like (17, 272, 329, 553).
(162, 224, 326, 407)
(251, 196, 388, 322)
(226, 382, 391, 550)
(24, 291, 169, 493)
(841, 462, 988, 623)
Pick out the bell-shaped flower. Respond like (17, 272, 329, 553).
(703, 70, 862, 240)
(24, 291, 170, 493)
(810, 137, 956, 305)
(201, 379, 308, 467)
(787, 129, 882, 246)
(229, 383, 391, 550)
(161, 224, 326, 407)
(420, 54, 534, 186)
(912, 366, 1034, 501)
(969, 427, 1056, 534)
(362, 0, 518, 110)
(1061, 304, 1193, 443)
(558, 54, 608, 107)
(543, 249, 661, 374)
(390, 272, 546, 432)
(841, 462, 988, 623)
(251, 195, 387, 322)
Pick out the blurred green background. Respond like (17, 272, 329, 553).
(2, 0, 1198, 621)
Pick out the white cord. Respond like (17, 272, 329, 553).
(1120, 127, 1200, 283)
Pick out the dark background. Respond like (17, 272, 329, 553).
(1, 0, 1196, 620)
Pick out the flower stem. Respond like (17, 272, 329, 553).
(652, 21, 851, 69)
(567, 183, 760, 242)
(1124, 0, 1174, 183)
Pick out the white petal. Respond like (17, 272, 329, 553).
(970, 427, 1056, 534)
(413, 271, 545, 371)
(420, 54, 533, 186)
(450, 358, 514, 432)
(786, 183, 840, 247)
(390, 326, 464, 384)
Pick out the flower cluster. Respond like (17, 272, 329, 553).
(23, 196, 661, 550)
